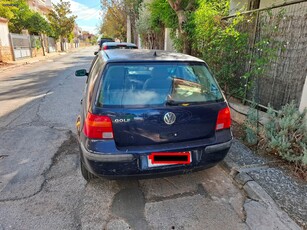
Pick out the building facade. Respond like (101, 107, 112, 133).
(27, 0, 52, 18)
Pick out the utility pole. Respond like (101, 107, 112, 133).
(127, 15, 132, 43)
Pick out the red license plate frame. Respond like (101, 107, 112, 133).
(147, 151, 192, 167)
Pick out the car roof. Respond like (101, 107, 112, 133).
(103, 42, 137, 47)
(100, 49, 204, 63)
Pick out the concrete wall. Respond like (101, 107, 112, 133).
(230, 0, 293, 14)
(0, 17, 13, 62)
(259, 0, 292, 8)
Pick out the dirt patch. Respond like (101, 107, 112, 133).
(231, 121, 245, 141)
(0, 62, 13, 68)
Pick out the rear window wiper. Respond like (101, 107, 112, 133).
(165, 100, 196, 106)
(165, 100, 180, 106)
(166, 100, 220, 106)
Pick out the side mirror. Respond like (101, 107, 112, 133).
(94, 51, 98, 55)
(75, 69, 88, 77)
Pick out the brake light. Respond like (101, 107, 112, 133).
(216, 107, 231, 131)
(83, 113, 113, 139)
(103, 46, 108, 50)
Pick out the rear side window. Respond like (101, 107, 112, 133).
(104, 45, 137, 49)
(87, 58, 104, 108)
(98, 62, 223, 107)
(127, 46, 137, 49)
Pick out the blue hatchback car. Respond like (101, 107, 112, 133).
(75, 49, 232, 180)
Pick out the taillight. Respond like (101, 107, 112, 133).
(83, 113, 113, 139)
(103, 46, 108, 50)
(216, 107, 231, 131)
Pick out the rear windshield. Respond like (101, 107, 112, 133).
(98, 62, 223, 107)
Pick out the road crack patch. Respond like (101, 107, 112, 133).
(111, 181, 150, 230)
(0, 131, 78, 202)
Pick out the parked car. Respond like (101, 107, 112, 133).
(95, 42, 138, 55)
(98, 37, 114, 50)
(75, 49, 232, 180)
(102, 42, 138, 50)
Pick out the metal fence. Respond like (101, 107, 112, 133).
(223, 0, 307, 110)
(47, 37, 56, 53)
(30, 35, 42, 49)
(9, 33, 31, 60)
(9, 33, 58, 60)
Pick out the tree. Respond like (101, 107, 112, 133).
(26, 12, 52, 35)
(0, 0, 17, 20)
(193, 0, 250, 98)
(5, 0, 33, 33)
(0, 0, 52, 35)
(167, 0, 197, 54)
(100, 0, 142, 43)
(136, 0, 155, 48)
(100, 0, 126, 40)
(136, 0, 175, 49)
(124, 0, 143, 44)
(48, 0, 76, 50)
(100, 5, 127, 40)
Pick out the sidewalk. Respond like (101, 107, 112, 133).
(0, 47, 86, 73)
(224, 102, 307, 229)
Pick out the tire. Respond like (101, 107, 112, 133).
(80, 160, 97, 181)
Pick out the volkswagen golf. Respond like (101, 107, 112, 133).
(75, 49, 232, 180)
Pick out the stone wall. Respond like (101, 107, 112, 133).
(0, 46, 13, 62)
(31, 48, 44, 57)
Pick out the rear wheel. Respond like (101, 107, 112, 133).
(80, 160, 97, 181)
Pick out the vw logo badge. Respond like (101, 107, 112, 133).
(164, 112, 176, 125)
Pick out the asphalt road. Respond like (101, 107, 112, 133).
(0, 47, 249, 230)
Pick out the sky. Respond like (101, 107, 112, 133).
(51, 0, 102, 35)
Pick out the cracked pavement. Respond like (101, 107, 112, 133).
(0, 47, 299, 230)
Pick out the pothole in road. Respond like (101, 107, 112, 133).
(0, 155, 9, 160)
(53, 132, 79, 158)
(46, 132, 80, 181)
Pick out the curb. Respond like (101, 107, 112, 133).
(0, 57, 53, 73)
(221, 156, 302, 230)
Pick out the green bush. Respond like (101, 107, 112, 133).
(264, 102, 307, 166)
(194, 1, 249, 98)
(244, 103, 259, 145)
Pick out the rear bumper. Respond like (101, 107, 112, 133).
(80, 140, 232, 178)
(81, 140, 232, 163)
(80, 143, 134, 162)
(205, 140, 232, 153)
(89, 162, 222, 180)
